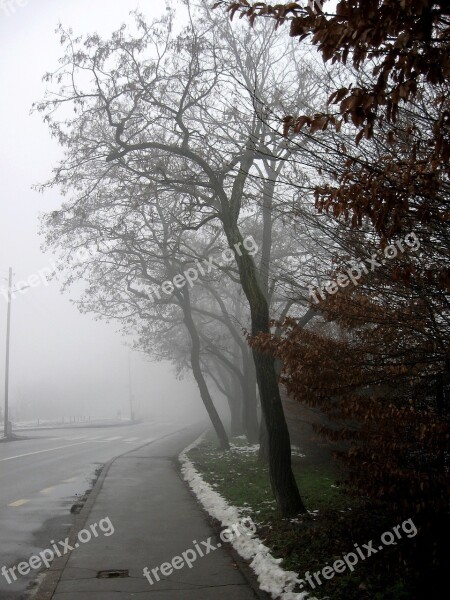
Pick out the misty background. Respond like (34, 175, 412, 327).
(0, 0, 205, 424)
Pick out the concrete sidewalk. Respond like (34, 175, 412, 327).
(36, 426, 263, 600)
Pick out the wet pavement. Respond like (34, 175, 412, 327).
(0, 421, 192, 599)
(42, 427, 262, 600)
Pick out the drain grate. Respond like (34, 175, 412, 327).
(97, 569, 130, 579)
(70, 503, 84, 514)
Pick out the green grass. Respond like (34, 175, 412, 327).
(186, 434, 412, 600)
(187, 434, 354, 518)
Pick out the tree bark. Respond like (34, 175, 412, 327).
(228, 394, 244, 437)
(216, 363, 244, 437)
(243, 350, 259, 443)
(258, 412, 269, 463)
(223, 220, 306, 516)
(252, 346, 305, 515)
(181, 292, 230, 450)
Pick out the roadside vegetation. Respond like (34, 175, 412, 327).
(188, 434, 425, 600)
(37, 1, 449, 597)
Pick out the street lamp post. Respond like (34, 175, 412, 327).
(4, 267, 12, 438)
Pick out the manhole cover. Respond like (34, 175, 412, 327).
(97, 569, 129, 579)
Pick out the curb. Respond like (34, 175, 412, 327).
(175, 457, 271, 600)
(179, 435, 309, 600)
(33, 425, 194, 600)
(0, 435, 22, 443)
(177, 433, 272, 600)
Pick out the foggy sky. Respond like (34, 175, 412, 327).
(0, 0, 206, 424)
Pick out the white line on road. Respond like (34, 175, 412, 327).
(0, 441, 92, 462)
(8, 499, 30, 507)
(138, 438, 156, 445)
(101, 436, 123, 441)
(39, 487, 55, 495)
(123, 437, 139, 442)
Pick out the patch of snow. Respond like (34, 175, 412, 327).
(180, 433, 315, 600)
(291, 446, 306, 458)
(230, 443, 260, 454)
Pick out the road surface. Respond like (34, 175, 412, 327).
(0, 420, 190, 599)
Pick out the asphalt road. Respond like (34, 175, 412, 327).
(0, 420, 190, 599)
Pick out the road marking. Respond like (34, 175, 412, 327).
(123, 437, 139, 442)
(8, 499, 30, 507)
(66, 436, 87, 440)
(139, 438, 155, 445)
(39, 487, 55, 495)
(102, 436, 122, 441)
(62, 477, 77, 483)
(0, 441, 92, 462)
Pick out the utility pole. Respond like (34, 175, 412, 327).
(128, 352, 135, 422)
(4, 267, 12, 438)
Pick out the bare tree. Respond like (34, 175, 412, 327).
(35, 1, 336, 515)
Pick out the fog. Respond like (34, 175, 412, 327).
(0, 0, 205, 425)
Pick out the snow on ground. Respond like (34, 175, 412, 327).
(230, 442, 260, 454)
(179, 434, 314, 600)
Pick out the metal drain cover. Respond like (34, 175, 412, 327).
(70, 504, 83, 514)
(97, 569, 129, 579)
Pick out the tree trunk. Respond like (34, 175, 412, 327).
(252, 346, 305, 515)
(219, 366, 244, 436)
(181, 292, 230, 450)
(228, 394, 244, 437)
(258, 412, 269, 463)
(243, 351, 259, 443)
(223, 221, 306, 516)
